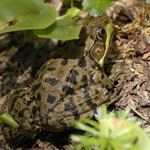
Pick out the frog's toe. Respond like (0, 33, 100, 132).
(2, 126, 27, 144)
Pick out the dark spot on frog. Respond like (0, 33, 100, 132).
(66, 76, 77, 85)
(66, 69, 79, 84)
(9, 96, 19, 111)
(32, 106, 40, 115)
(95, 89, 99, 94)
(47, 94, 57, 104)
(70, 69, 79, 76)
(106, 84, 111, 90)
(88, 70, 93, 75)
(47, 115, 52, 121)
(82, 75, 87, 82)
(15, 89, 24, 95)
(27, 100, 34, 106)
(48, 108, 55, 113)
(83, 91, 92, 101)
(45, 78, 59, 86)
(32, 83, 41, 92)
(47, 67, 56, 71)
(91, 64, 97, 69)
(18, 108, 29, 118)
(60, 59, 68, 65)
(27, 120, 35, 126)
(37, 93, 41, 101)
(64, 97, 78, 113)
(84, 92, 97, 108)
(101, 73, 104, 79)
(90, 35, 94, 40)
(9, 90, 26, 111)
(76, 95, 82, 99)
(78, 57, 86, 68)
(56, 118, 67, 128)
(62, 85, 74, 94)
(84, 86, 90, 91)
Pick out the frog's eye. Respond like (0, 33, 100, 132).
(96, 27, 106, 39)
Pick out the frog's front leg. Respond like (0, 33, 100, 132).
(46, 83, 112, 131)
(2, 89, 40, 143)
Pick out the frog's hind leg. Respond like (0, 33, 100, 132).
(2, 89, 40, 144)
(47, 83, 111, 131)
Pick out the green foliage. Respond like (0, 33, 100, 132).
(95, 106, 136, 122)
(82, 0, 112, 17)
(66, 7, 81, 18)
(34, 16, 83, 40)
(71, 106, 150, 150)
(0, 0, 113, 40)
(0, 114, 19, 128)
(0, 0, 57, 33)
(63, 0, 81, 6)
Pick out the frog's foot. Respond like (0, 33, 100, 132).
(3, 89, 40, 143)
(110, 62, 126, 81)
(2, 125, 39, 145)
(105, 63, 126, 105)
(106, 79, 124, 106)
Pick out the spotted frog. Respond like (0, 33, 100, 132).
(2, 16, 116, 142)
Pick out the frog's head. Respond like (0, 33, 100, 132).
(85, 16, 114, 68)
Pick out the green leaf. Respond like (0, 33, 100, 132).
(34, 16, 83, 40)
(72, 118, 150, 150)
(74, 120, 99, 136)
(72, 106, 150, 150)
(0, 113, 19, 127)
(82, 0, 112, 17)
(66, 7, 81, 18)
(0, 0, 57, 33)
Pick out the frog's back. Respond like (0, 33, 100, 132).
(32, 56, 96, 112)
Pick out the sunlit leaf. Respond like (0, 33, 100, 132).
(66, 7, 81, 18)
(0, 0, 57, 33)
(34, 16, 83, 40)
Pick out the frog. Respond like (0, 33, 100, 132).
(2, 16, 117, 143)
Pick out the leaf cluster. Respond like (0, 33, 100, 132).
(0, 0, 112, 40)
(71, 106, 150, 150)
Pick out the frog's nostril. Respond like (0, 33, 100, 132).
(104, 19, 109, 24)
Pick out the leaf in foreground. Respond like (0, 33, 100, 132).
(71, 118, 150, 150)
